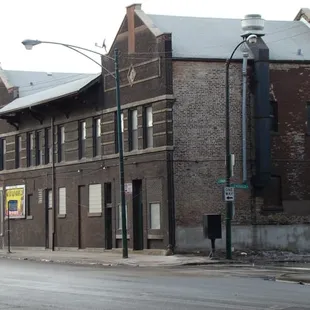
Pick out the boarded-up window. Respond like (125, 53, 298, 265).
(118, 203, 128, 229)
(89, 184, 102, 213)
(48, 190, 52, 209)
(58, 187, 66, 215)
(149, 202, 161, 229)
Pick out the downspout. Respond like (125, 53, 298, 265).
(241, 52, 249, 183)
(51, 116, 56, 251)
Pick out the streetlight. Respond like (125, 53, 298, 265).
(22, 39, 129, 259)
(225, 33, 257, 260)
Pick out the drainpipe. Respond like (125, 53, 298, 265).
(51, 116, 56, 251)
(242, 52, 249, 183)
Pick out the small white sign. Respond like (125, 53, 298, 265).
(224, 187, 235, 202)
(125, 183, 132, 194)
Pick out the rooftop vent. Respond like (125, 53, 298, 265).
(241, 14, 265, 36)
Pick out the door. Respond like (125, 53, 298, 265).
(104, 183, 113, 250)
(45, 189, 53, 249)
(78, 185, 86, 249)
(132, 180, 143, 250)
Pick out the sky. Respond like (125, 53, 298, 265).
(0, 0, 308, 74)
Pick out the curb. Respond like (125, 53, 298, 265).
(0, 254, 218, 268)
(276, 273, 310, 285)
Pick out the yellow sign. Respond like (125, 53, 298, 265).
(5, 185, 25, 219)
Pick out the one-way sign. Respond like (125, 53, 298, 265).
(224, 187, 235, 202)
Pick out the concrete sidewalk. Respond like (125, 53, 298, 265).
(0, 249, 220, 268)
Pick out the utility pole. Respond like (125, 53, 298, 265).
(114, 48, 128, 259)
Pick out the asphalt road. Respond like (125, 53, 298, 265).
(0, 259, 309, 310)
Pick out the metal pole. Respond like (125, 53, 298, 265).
(225, 60, 233, 260)
(225, 40, 246, 260)
(7, 201, 11, 253)
(114, 48, 128, 259)
(51, 116, 56, 251)
(241, 52, 249, 183)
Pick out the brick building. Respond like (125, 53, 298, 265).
(0, 5, 310, 253)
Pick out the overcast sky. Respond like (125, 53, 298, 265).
(0, 0, 308, 73)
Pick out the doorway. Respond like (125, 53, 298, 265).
(132, 180, 143, 250)
(45, 189, 53, 249)
(78, 185, 86, 249)
(104, 183, 113, 250)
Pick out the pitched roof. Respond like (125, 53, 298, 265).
(0, 73, 100, 116)
(2, 69, 92, 97)
(145, 13, 310, 61)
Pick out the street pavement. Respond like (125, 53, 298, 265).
(0, 259, 309, 309)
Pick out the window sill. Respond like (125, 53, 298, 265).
(26, 216, 33, 220)
(87, 212, 102, 217)
(58, 214, 66, 219)
(147, 234, 164, 239)
(116, 234, 130, 239)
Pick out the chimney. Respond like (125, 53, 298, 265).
(126, 4, 141, 54)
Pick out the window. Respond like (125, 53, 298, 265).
(27, 133, 34, 167)
(129, 109, 138, 150)
(15, 136, 22, 168)
(27, 194, 33, 217)
(0, 138, 6, 170)
(79, 121, 86, 159)
(307, 102, 310, 133)
(45, 128, 52, 164)
(89, 184, 102, 214)
(270, 101, 278, 132)
(104, 182, 112, 205)
(144, 106, 153, 148)
(57, 126, 65, 162)
(115, 112, 124, 153)
(36, 131, 42, 165)
(149, 202, 161, 229)
(118, 203, 128, 229)
(58, 187, 66, 215)
(263, 176, 283, 211)
(93, 118, 101, 157)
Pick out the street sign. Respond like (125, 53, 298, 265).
(217, 178, 226, 184)
(224, 187, 235, 202)
(231, 183, 249, 189)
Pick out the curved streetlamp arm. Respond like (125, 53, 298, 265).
(40, 40, 115, 61)
(66, 46, 115, 78)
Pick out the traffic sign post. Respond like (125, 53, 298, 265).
(224, 187, 235, 202)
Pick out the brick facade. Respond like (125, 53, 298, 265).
(172, 59, 310, 251)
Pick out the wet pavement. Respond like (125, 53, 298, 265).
(0, 259, 309, 309)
